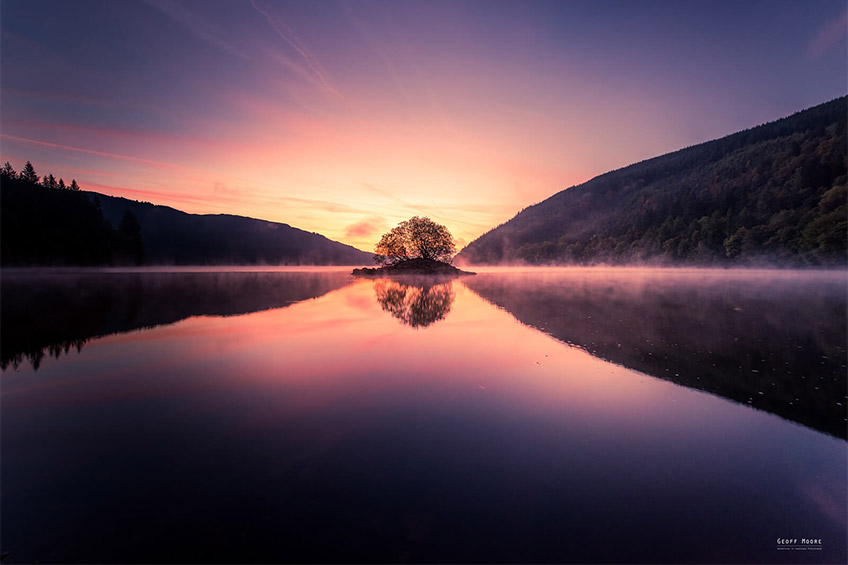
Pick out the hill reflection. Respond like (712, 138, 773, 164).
(464, 270, 847, 439)
(1, 270, 352, 371)
(373, 278, 455, 328)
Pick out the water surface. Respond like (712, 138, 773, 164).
(1, 268, 845, 563)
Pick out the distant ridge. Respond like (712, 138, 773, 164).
(92, 192, 372, 265)
(457, 97, 847, 266)
(0, 173, 372, 266)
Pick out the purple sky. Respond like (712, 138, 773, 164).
(1, 0, 846, 249)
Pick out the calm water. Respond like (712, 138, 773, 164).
(1, 267, 846, 564)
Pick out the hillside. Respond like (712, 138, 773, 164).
(457, 97, 847, 266)
(91, 192, 371, 265)
(1, 176, 143, 266)
(0, 173, 371, 265)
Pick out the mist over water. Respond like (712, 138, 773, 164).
(464, 267, 848, 438)
(1, 267, 845, 564)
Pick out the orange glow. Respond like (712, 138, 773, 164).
(9, 279, 672, 416)
(1, 1, 844, 254)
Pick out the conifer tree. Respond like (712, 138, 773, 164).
(70, 179, 80, 191)
(19, 161, 38, 184)
(1, 161, 16, 178)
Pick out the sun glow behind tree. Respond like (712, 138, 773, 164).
(374, 216, 456, 265)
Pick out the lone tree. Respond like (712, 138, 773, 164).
(375, 216, 456, 265)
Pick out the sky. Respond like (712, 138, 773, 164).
(1, 0, 846, 251)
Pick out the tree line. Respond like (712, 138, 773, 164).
(2, 159, 81, 191)
(458, 96, 847, 266)
(1, 159, 145, 265)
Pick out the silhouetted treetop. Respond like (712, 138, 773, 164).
(42, 173, 57, 189)
(19, 161, 38, 184)
(375, 216, 456, 264)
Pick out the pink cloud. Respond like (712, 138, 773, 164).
(344, 217, 386, 239)
(83, 183, 220, 209)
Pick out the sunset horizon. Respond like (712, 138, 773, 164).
(2, 3, 847, 564)
(2, 0, 846, 252)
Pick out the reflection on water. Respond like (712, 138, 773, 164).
(465, 269, 847, 438)
(0, 269, 352, 371)
(1, 268, 845, 564)
(373, 278, 455, 327)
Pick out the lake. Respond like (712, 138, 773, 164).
(1, 267, 846, 564)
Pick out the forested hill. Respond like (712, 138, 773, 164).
(1, 171, 371, 266)
(91, 192, 371, 265)
(1, 175, 145, 266)
(457, 97, 847, 266)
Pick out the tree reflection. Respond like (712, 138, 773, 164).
(1, 271, 353, 371)
(373, 279, 455, 328)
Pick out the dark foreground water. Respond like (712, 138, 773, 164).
(1, 267, 846, 564)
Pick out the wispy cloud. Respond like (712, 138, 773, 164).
(248, 0, 342, 98)
(3, 118, 219, 149)
(339, 1, 408, 98)
(358, 183, 507, 230)
(145, 0, 251, 60)
(84, 182, 221, 209)
(0, 133, 208, 174)
(807, 7, 848, 59)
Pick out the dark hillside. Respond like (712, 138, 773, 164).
(0, 167, 371, 266)
(93, 193, 371, 265)
(1, 175, 142, 266)
(457, 97, 847, 266)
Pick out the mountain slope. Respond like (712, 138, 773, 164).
(1, 176, 143, 265)
(92, 193, 371, 265)
(457, 97, 847, 266)
(1, 173, 371, 266)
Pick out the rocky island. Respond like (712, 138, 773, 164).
(352, 257, 475, 277)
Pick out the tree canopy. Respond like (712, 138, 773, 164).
(375, 216, 456, 264)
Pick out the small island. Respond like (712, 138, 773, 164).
(352, 216, 476, 277)
(353, 257, 475, 277)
